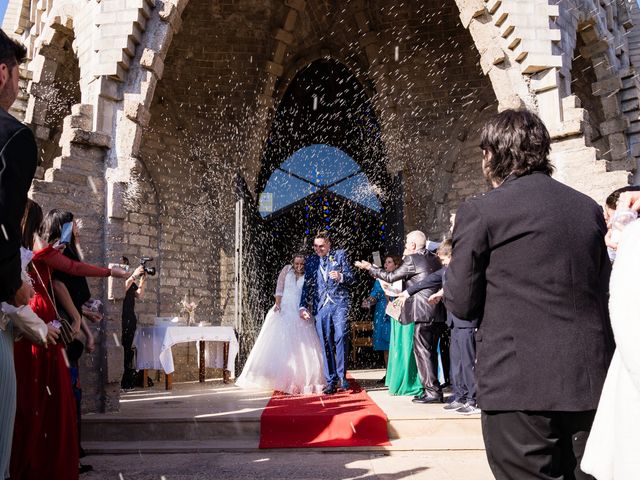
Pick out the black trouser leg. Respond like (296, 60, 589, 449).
(482, 410, 596, 480)
(121, 321, 136, 387)
(449, 328, 463, 402)
(452, 327, 476, 404)
(413, 322, 441, 397)
(439, 327, 451, 385)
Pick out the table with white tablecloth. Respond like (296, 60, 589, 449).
(133, 325, 238, 388)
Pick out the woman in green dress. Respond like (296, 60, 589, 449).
(365, 255, 423, 396)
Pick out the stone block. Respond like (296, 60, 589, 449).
(579, 39, 610, 63)
(274, 28, 293, 46)
(519, 53, 563, 74)
(282, 8, 298, 32)
(592, 75, 623, 96)
(600, 116, 629, 136)
(265, 61, 283, 77)
(140, 48, 165, 79)
(124, 100, 151, 126)
(531, 67, 559, 93)
(457, 0, 485, 28)
(608, 132, 629, 159)
(108, 181, 127, 219)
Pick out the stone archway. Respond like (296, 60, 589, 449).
(20, 0, 640, 410)
(25, 19, 81, 171)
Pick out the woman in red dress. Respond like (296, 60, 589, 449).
(11, 200, 125, 480)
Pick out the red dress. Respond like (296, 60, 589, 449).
(11, 245, 110, 480)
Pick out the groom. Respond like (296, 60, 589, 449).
(300, 231, 354, 395)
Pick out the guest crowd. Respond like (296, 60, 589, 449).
(1, 25, 640, 480)
(354, 111, 640, 480)
(0, 31, 149, 479)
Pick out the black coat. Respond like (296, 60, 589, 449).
(444, 172, 613, 411)
(369, 250, 444, 324)
(407, 267, 478, 329)
(0, 109, 37, 302)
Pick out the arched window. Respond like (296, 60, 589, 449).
(259, 144, 382, 218)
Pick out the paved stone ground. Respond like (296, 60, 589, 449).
(82, 451, 494, 480)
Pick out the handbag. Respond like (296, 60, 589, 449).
(32, 264, 75, 346)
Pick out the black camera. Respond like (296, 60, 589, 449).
(140, 256, 156, 276)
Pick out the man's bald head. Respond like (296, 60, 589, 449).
(405, 230, 426, 254)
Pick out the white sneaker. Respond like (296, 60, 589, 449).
(455, 403, 481, 415)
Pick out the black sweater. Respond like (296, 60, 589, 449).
(0, 108, 37, 302)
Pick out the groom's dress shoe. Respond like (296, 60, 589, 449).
(339, 379, 350, 391)
(412, 393, 443, 404)
(322, 385, 337, 395)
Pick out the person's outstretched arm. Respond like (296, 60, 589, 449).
(369, 256, 415, 283)
(406, 268, 444, 296)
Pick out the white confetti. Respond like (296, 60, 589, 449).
(88, 176, 97, 194)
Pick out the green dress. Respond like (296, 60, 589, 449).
(385, 319, 423, 396)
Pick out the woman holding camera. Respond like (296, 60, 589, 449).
(121, 260, 147, 389)
(12, 200, 126, 480)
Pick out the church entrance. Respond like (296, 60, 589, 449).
(238, 59, 403, 369)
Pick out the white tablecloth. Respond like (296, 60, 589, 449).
(133, 325, 238, 378)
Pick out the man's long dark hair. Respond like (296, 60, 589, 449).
(0, 29, 26, 68)
(480, 109, 554, 184)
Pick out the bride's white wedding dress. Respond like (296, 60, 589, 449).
(236, 265, 325, 395)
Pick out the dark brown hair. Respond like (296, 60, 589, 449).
(605, 185, 640, 210)
(0, 29, 26, 69)
(480, 109, 554, 183)
(20, 199, 43, 249)
(386, 255, 403, 268)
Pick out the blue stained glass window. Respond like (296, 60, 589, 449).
(260, 170, 317, 214)
(279, 144, 360, 185)
(260, 144, 382, 217)
(329, 173, 382, 212)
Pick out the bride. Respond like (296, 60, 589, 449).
(236, 254, 325, 395)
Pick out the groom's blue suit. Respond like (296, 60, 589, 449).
(300, 249, 354, 387)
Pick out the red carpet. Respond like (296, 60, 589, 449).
(259, 378, 390, 448)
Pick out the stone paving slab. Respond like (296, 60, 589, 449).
(82, 450, 495, 480)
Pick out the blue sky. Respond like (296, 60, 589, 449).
(0, 1, 7, 25)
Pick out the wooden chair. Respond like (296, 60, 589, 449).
(351, 320, 374, 363)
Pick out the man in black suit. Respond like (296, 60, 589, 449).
(444, 109, 612, 480)
(0, 29, 35, 306)
(355, 230, 445, 402)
